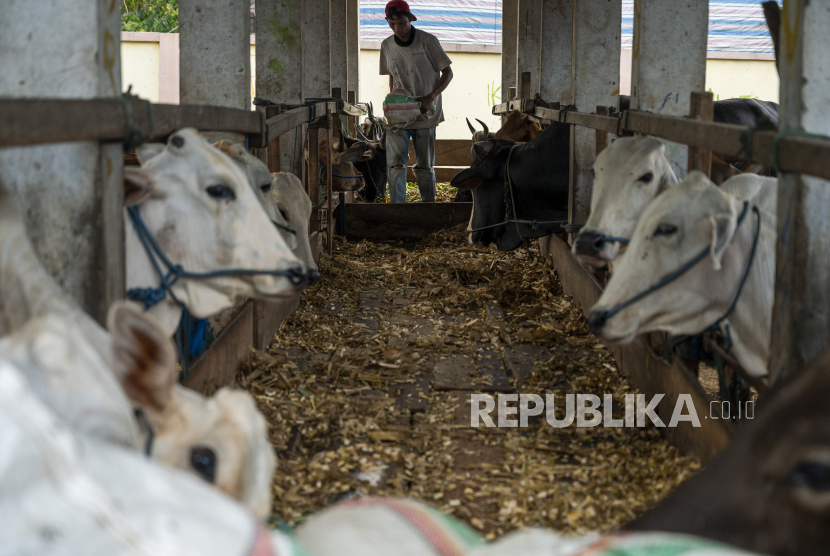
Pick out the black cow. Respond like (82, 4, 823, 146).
(342, 128, 387, 203)
(450, 121, 570, 251)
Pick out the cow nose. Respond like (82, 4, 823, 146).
(588, 309, 609, 336)
(308, 268, 321, 286)
(573, 230, 605, 257)
(287, 267, 307, 291)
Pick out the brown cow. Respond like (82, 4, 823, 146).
(307, 137, 371, 192)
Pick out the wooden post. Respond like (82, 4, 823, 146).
(0, 0, 124, 327)
(540, 0, 573, 105)
(516, 0, 541, 99)
(303, 0, 331, 99)
(332, 87, 342, 141)
(346, 0, 360, 103)
(569, 0, 621, 226)
(326, 115, 334, 255)
(502, 0, 519, 103)
(265, 105, 282, 173)
(687, 92, 714, 178)
(769, 0, 830, 383)
(595, 106, 610, 154)
(179, 0, 250, 143)
(630, 0, 708, 180)
(256, 0, 303, 177)
(508, 87, 517, 102)
(347, 90, 357, 137)
(307, 126, 319, 207)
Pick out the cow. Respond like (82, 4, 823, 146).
(210, 141, 319, 284)
(346, 124, 388, 202)
(308, 136, 370, 192)
(269, 171, 320, 284)
(588, 172, 776, 379)
(0, 358, 285, 555)
(450, 121, 571, 250)
(466, 109, 543, 145)
(572, 135, 779, 269)
(0, 131, 283, 517)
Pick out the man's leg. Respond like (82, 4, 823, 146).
(385, 128, 410, 204)
(412, 127, 437, 203)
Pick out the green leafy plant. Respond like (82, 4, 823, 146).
(121, 0, 179, 33)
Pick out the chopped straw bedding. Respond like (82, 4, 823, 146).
(238, 225, 700, 540)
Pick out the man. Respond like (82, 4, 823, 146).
(379, 0, 453, 203)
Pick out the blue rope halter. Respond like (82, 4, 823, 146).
(126, 205, 302, 310)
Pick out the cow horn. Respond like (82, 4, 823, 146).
(335, 136, 346, 153)
(476, 119, 489, 138)
(355, 123, 371, 143)
(466, 118, 477, 135)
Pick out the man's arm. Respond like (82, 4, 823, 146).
(415, 67, 453, 114)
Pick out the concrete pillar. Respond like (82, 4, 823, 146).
(540, 0, 573, 104)
(769, 0, 830, 383)
(303, 0, 331, 99)
(347, 0, 361, 102)
(502, 0, 519, 101)
(331, 0, 348, 101)
(179, 0, 251, 109)
(0, 0, 124, 327)
(516, 0, 542, 98)
(256, 0, 304, 176)
(630, 0, 708, 179)
(569, 0, 621, 225)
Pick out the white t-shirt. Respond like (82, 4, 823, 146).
(379, 27, 452, 129)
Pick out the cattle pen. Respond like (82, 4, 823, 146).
(2, 0, 830, 547)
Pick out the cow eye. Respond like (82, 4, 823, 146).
(789, 462, 830, 492)
(638, 172, 654, 183)
(260, 183, 272, 193)
(190, 446, 217, 483)
(279, 208, 289, 221)
(206, 185, 236, 201)
(653, 223, 677, 237)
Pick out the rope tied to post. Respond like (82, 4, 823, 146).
(735, 115, 777, 163)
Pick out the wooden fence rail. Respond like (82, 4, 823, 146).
(0, 97, 339, 150)
(491, 99, 830, 182)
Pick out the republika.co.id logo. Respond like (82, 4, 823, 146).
(470, 393, 754, 428)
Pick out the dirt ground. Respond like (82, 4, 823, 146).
(238, 227, 700, 540)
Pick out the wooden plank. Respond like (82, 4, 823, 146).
(491, 97, 535, 116)
(253, 297, 301, 351)
(264, 105, 282, 173)
(345, 203, 473, 242)
(264, 102, 334, 144)
(183, 301, 254, 396)
(687, 92, 714, 177)
(408, 139, 472, 167)
(595, 106, 610, 153)
(547, 233, 734, 464)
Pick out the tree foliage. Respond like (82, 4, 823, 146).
(121, 0, 179, 33)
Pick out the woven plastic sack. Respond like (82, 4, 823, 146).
(383, 92, 435, 127)
(295, 496, 484, 556)
(469, 530, 766, 556)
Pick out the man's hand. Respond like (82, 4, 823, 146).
(415, 93, 436, 115)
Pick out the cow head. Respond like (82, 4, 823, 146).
(212, 140, 297, 251)
(466, 117, 494, 151)
(573, 136, 678, 268)
(125, 128, 305, 336)
(626, 346, 830, 556)
(588, 173, 772, 378)
(109, 302, 276, 519)
(310, 137, 370, 192)
(268, 171, 319, 285)
(347, 127, 387, 202)
(496, 110, 542, 142)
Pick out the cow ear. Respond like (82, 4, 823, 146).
(108, 301, 177, 412)
(450, 167, 486, 190)
(123, 167, 158, 207)
(334, 143, 368, 165)
(136, 143, 165, 165)
(359, 150, 373, 162)
(709, 212, 737, 270)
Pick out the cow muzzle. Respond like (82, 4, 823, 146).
(587, 309, 610, 336)
(573, 230, 616, 268)
(307, 268, 321, 287)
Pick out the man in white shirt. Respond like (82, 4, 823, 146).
(379, 0, 453, 203)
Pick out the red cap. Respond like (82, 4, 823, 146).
(385, 0, 417, 21)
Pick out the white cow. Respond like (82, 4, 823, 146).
(211, 141, 319, 284)
(588, 172, 776, 379)
(572, 136, 778, 269)
(0, 358, 295, 556)
(127, 128, 305, 338)
(0, 131, 278, 517)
